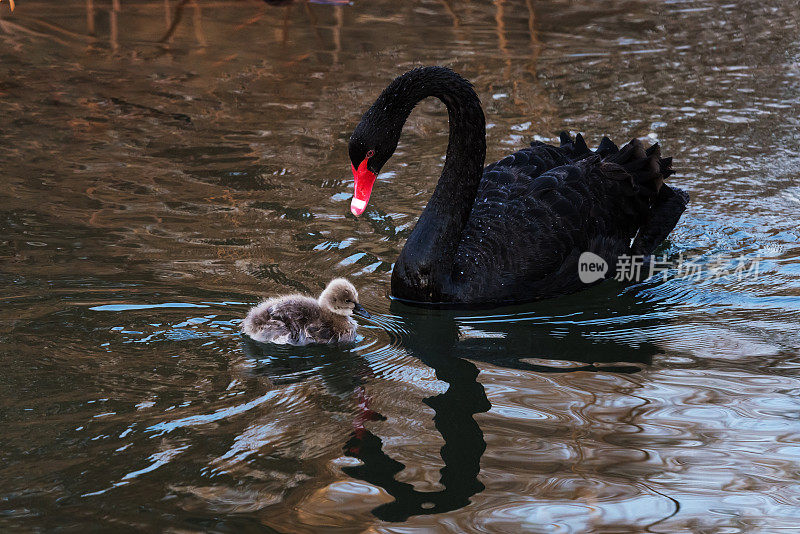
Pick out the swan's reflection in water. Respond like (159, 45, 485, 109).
(387, 282, 661, 375)
(241, 284, 664, 521)
(342, 350, 490, 522)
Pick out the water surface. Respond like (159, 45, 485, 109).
(1, 0, 800, 532)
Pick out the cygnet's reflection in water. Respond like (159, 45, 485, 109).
(240, 329, 490, 521)
(240, 281, 664, 522)
(239, 336, 371, 397)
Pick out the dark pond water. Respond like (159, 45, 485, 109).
(2, 0, 800, 532)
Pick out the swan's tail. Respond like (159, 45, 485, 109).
(559, 133, 688, 254)
(559, 131, 676, 185)
(598, 137, 688, 255)
(632, 184, 690, 255)
(595, 138, 678, 199)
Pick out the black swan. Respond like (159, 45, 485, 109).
(242, 278, 370, 344)
(348, 66, 689, 306)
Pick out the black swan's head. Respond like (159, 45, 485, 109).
(348, 67, 445, 216)
(348, 101, 405, 216)
(347, 66, 483, 217)
(319, 278, 370, 318)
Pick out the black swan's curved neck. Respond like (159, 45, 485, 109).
(383, 67, 486, 301)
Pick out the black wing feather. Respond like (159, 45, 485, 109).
(450, 133, 685, 304)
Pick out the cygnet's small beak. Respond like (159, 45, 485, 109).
(352, 302, 371, 319)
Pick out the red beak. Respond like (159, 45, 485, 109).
(350, 157, 376, 217)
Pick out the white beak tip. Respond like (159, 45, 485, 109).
(350, 197, 367, 217)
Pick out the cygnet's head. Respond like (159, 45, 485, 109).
(318, 278, 370, 318)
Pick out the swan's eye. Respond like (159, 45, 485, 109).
(366, 149, 375, 159)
